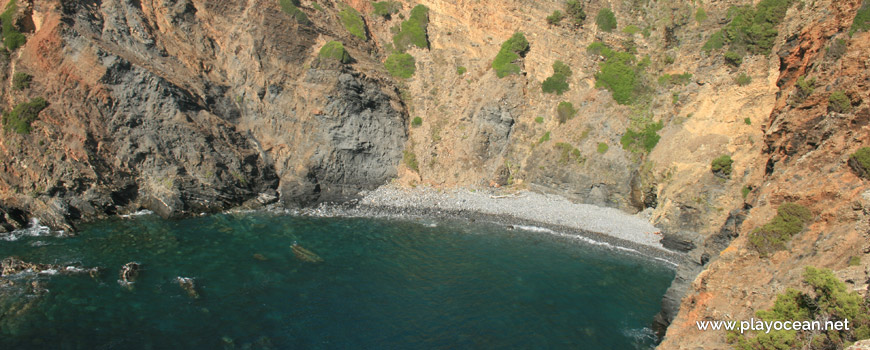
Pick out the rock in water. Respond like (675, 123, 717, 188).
(176, 277, 200, 299)
(118, 262, 140, 289)
(291, 244, 323, 263)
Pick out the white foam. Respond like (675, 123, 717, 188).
(513, 225, 555, 233)
(120, 209, 154, 218)
(39, 269, 58, 275)
(1, 218, 53, 241)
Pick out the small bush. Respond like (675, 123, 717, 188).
(403, 150, 419, 172)
(736, 72, 752, 86)
(658, 72, 692, 86)
(622, 25, 641, 35)
(555, 142, 584, 165)
(456, 66, 467, 75)
(534, 116, 544, 124)
(0, 0, 25, 51)
(744, 117, 752, 125)
(278, 0, 310, 25)
(542, 60, 572, 95)
(594, 45, 643, 105)
(546, 10, 564, 25)
(828, 91, 851, 113)
(695, 8, 708, 23)
(851, 0, 870, 35)
(596, 8, 617, 32)
(597, 142, 609, 154)
(849, 256, 861, 266)
(702, 30, 725, 53)
(318, 41, 352, 64)
(491, 32, 530, 78)
(849, 147, 870, 179)
(372, 1, 401, 17)
(537, 131, 551, 145)
(792, 76, 815, 103)
(392, 5, 429, 51)
(411, 116, 422, 127)
(339, 5, 367, 40)
(724, 51, 743, 66)
(2, 97, 48, 134)
(586, 41, 610, 56)
(711, 155, 733, 177)
(620, 121, 663, 153)
(385, 52, 416, 78)
(12, 71, 31, 90)
(556, 101, 576, 124)
(565, 1, 586, 25)
(742, 185, 752, 199)
(748, 202, 812, 256)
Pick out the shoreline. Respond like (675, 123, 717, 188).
(302, 185, 685, 265)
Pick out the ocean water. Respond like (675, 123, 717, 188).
(0, 212, 674, 349)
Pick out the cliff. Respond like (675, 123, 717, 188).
(0, 0, 867, 348)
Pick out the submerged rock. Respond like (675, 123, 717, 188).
(176, 277, 200, 299)
(291, 244, 323, 263)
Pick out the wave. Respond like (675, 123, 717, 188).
(120, 209, 154, 218)
(623, 327, 658, 349)
(514, 224, 641, 254)
(1, 218, 57, 241)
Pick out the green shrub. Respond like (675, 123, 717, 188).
(748, 202, 812, 256)
(534, 116, 544, 124)
(565, 1, 586, 25)
(556, 101, 576, 124)
(744, 117, 752, 125)
(339, 5, 367, 40)
(372, 1, 401, 17)
(12, 71, 31, 90)
(711, 155, 733, 177)
(586, 41, 610, 56)
(849, 256, 861, 266)
(793, 76, 815, 103)
(392, 5, 429, 51)
(642, 27, 651, 38)
(595, 8, 617, 32)
(658, 72, 692, 86)
(491, 32, 530, 78)
(849, 147, 870, 179)
(730, 266, 870, 349)
(384, 52, 416, 78)
(702, 30, 725, 53)
(537, 131, 551, 145)
(0, 0, 25, 51)
(555, 142, 584, 165)
(695, 7, 708, 23)
(620, 121, 663, 153)
(851, 0, 870, 35)
(724, 51, 743, 66)
(597, 142, 609, 154)
(456, 66, 467, 75)
(742, 185, 752, 198)
(542, 60, 572, 95)
(278, 0, 310, 25)
(828, 91, 851, 113)
(2, 97, 48, 134)
(403, 150, 419, 172)
(593, 43, 644, 105)
(318, 41, 352, 63)
(622, 24, 641, 35)
(411, 116, 422, 127)
(546, 10, 564, 25)
(736, 72, 752, 86)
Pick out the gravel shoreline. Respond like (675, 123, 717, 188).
(303, 185, 684, 265)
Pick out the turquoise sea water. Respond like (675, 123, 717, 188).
(0, 212, 674, 349)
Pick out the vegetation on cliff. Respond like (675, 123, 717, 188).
(385, 52, 415, 78)
(492, 32, 530, 78)
(703, 0, 794, 64)
(828, 91, 851, 113)
(12, 72, 31, 91)
(372, 1, 401, 18)
(711, 155, 734, 177)
(2, 97, 48, 134)
(565, 1, 586, 25)
(556, 101, 576, 123)
(0, 0, 25, 51)
(620, 121, 662, 153)
(555, 142, 584, 165)
(851, 0, 870, 34)
(595, 8, 617, 32)
(392, 5, 429, 51)
(748, 203, 812, 256)
(278, 0, 310, 25)
(729, 267, 870, 350)
(589, 42, 646, 105)
(542, 61, 572, 95)
(319, 41, 352, 64)
(849, 147, 870, 179)
(339, 5, 367, 40)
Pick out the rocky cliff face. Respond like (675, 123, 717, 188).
(0, 0, 868, 348)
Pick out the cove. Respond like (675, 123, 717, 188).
(0, 212, 674, 349)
